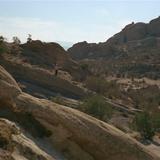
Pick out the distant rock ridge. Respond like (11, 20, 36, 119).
(68, 16, 160, 60)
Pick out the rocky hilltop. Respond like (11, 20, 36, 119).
(20, 40, 88, 81)
(68, 16, 160, 60)
(0, 65, 159, 160)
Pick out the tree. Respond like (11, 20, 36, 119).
(0, 36, 6, 55)
(12, 36, 21, 45)
(0, 36, 4, 44)
(27, 34, 32, 43)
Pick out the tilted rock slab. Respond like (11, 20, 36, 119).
(0, 65, 159, 160)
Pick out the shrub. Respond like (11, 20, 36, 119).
(0, 43, 6, 55)
(85, 76, 121, 99)
(0, 36, 4, 44)
(151, 112, 160, 133)
(134, 112, 155, 140)
(27, 34, 32, 43)
(80, 63, 89, 71)
(80, 95, 113, 121)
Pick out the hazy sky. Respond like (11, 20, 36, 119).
(0, 0, 160, 45)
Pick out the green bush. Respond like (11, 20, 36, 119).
(80, 95, 113, 121)
(151, 113, 160, 132)
(85, 76, 122, 99)
(0, 44, 5, 55)
(0, 36, 4, 44)
(0, 43, 8, 55)
(80, 63, 89, 71)
(134, 112, 155, 140)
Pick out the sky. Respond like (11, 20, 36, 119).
(0, 0, 160, 47)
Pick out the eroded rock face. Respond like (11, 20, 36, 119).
(0, 65, 159, 160)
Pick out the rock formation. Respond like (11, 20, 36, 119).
(0, 65, 159, 160)
(20, 40, 88, 81)
(68, 16, 160, 60)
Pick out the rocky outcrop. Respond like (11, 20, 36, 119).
(68, 16, 160, 60)
(21, 40, 73, 70)
(68, 41, 99, 60)
(107, 22, 147, 44)
(20, 40, 87, 81)
(0, 66, 159, 160)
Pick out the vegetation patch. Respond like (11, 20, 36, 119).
(133, 110, 160, 141)
(133, 112, 155, 140)
(85, 76, 122, 99)
(80, 95, 114, 121)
